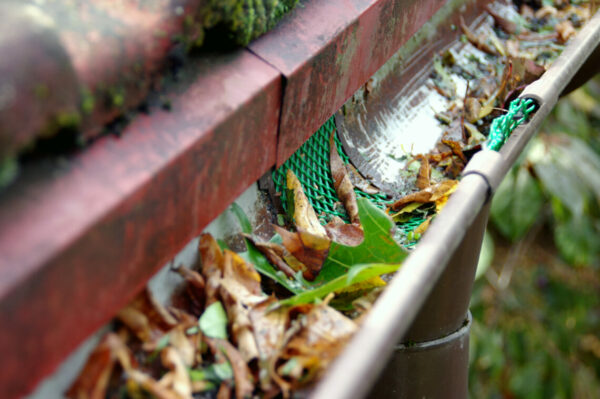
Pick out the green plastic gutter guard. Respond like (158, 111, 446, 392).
(272, 117, 425, 246)
(272, 97, 539, 247)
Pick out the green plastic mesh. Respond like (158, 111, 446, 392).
(272, 117, 424, 247)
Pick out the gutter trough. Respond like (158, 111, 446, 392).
(312, 9, 600, 399)
(1, 0, 600, 397)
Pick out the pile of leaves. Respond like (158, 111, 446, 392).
(67, 133, 410, 398)
(66, 0, 595, 397)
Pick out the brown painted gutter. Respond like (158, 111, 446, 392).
(311, 10, 600, 399)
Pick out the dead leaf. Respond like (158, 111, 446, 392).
(460, 16, 498, 55)
(66, 333, 136, 399)
(465, 98, 482, 124)
(206, 338, 255, 399)
(274, 225, 330, 281)
(244, 236, 298, 278)
(127, 369, 182, 399)
(556, 20, 576, 43)
(486, 5, 517, 34)
(389, 180, 459, 211)
(116, 288, 177, 344)
(330, 132, 360, 224)
(416, 155, 431, 190)
(286, 170, 327, 238)
(442, 140, 467, 162)
(159, 347, 193, 399)
(415, 217, 432, 235)
(219, 251, 266, 362)
(199, 234, 225, 305)
(506, 39, 520, 58)
(324, 216, 364, 246)
(248, 298, 288, 391)
(217, 382, 233, 399)
(345, 163, 380, 194)
(174, 266, 206, 315)
(276, 304, 357, 390)
(534, 5, 557, 18)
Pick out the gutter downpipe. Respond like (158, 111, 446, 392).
(311, 10, 600, 399)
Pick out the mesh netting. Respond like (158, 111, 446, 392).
(272, 116, 424, 247)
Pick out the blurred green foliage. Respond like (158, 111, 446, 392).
(471, 78, 600, 397)
(490, 79, 600, 266)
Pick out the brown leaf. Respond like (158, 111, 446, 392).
(556, 20, 576, 44)
(486, 5, 517, 34)
(248, 298, 288, 392)
(159, 347, 193, 399)
(324, 216, 364, 246)
(442, 140, 467, 163)
(66, 333, 136, 399)
(219, 251, 266, 362)
(217, 382, 233, 399)
(276, 304, 357, 390)
(199, 234, 225, 305)
(127, 369, 182, 399)
(274, 225, 330, 281)
(244, 235, 298, 278)
(207, 338, 255, 399)
(174, 266, 206, 315)
(330, 132, 360, 224)
(464, 97, 482, 124)
(389, 180, 459, 211)
(116, 288, 177, 344)
(345, 163, 380, 194)
(416, 155, 431, 190)
(286, 169, 327, 238)
(460, 16, 498, 56)
(425, 151, 453, 164)
(506, 39, 520, 58)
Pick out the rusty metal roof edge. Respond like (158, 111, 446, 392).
(0, 48, 282, 398)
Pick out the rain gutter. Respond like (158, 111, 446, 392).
(311, 10, 600, 399)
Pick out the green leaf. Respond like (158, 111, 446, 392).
(229, 202, 252, 234)
(199, 302, 228, 339)
(475, 230, 494, 280)
(189, 362, 233, 383)
(553, 208, 600, 266)
(320, 198, 408, 280)
(234, 198, 406, 296)
(533, 144, 589, 217)
(491, 166, 543, 241)
(558, 135, 600, 202)
(277, 263, 400, 307)
(229, 203, 308, 294)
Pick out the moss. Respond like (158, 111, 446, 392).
(203, 0, 298, 46)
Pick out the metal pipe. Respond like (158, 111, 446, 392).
(311, 10, 600, 399)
